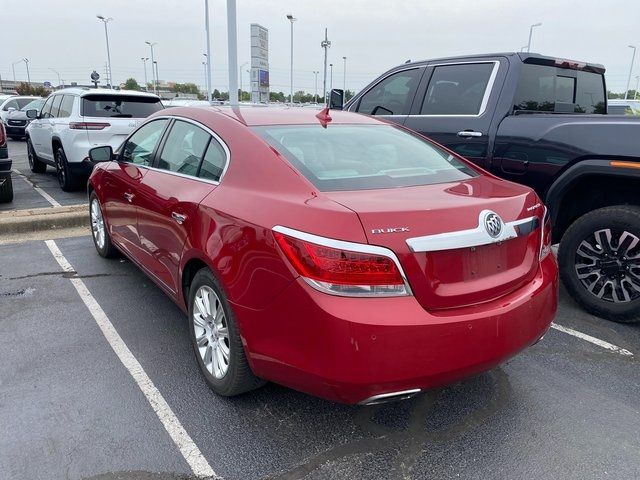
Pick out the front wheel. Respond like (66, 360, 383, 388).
(89, 192, 118, 258)
(559, 205, 640, 323)
(188, 268, 265, 397)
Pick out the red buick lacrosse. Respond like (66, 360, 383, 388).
(87, 106, 558, 405)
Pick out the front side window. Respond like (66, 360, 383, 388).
(254, 124, 478, 192)
(421, 63, 495, 115)
(40, 97, 54, 118)
(121, 119, 168, 166)
(82, 95, 163, 118)
(58, 95, 75, 118)
(50, 95, 63, 118)
(156, 120, 210, 176)
(356, 69, 421, 116)
(3, 99, 18, 111)
(20, 99, 45, 112)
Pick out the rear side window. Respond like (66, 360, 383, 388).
(356, 69, 421, 116)
(121, 119, 168, 166)
(421, 63, 495, 115)
(58, 95, 75, 118)
(82, 95, 163, 118)
(199, 140, 226, 182)
(156, 120, 210, 176)
(513, 64, 606, 114)
(254, 124, 478, 192)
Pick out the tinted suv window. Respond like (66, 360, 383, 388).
(513, 64, 606, 113)
(121, 119, 168, 166)
(421, 63, 495, 115)
(82, 95, 163, 118)
(356, 69, 421, 115)
(255, 125, 478, 192)
(58, 95, 74, 118)
(157, 120, 210, 176)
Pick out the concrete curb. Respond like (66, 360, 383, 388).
(0, 204, 88, 235)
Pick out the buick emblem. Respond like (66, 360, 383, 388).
(484, 212, 503, 238)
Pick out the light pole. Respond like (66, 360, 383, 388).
(635, 75, 640, 100)
(49, 68, 62, 88)
(342, 56, 347, 95)
(145, 41, 157, 94)
(286, 14, 296, 105)
(141, 57, 149, 90)
(313, 70, 319, 103)
(202, 61, 208, 94)
(321, 28, 331, 104)
(240, 62, 248, 101)
(204, 0, 213, 104)
(227, 0, 239, 106)
(97, 15, 114, 88)
(329, 63, 333, 95)
(154, 61, 159, 91)
(23, 58, 30, 84)
(526, 22, 542, 53)
(203, 53, 210, 100)
(625, 45, 636, 100)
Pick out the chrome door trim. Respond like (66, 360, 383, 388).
(406, 210, 539, 253)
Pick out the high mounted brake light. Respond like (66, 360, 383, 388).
(273, 227, 410, 297)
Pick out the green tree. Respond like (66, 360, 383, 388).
(124, 78, 141, 90)
(15, 82, 48, 96)
(212, 88, 221, 100)
(171, 83, 200, 95)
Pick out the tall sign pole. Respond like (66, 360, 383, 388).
(321, 29, 331, 105)
(204, 0, 213, 103)
(227, 0, 239, 106)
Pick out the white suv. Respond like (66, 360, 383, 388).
(25, 88, 163, 191)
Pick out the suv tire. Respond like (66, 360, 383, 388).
(27, 138, 46, 173)
(54, 146, 77, 191)
(0, 174, 13, 203)
(559, 205, 640, 323)
(188, 268, 265, 397)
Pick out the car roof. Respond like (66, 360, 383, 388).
(51, 87, 161, 99)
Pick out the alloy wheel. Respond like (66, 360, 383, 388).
(90, 198, 105, 250)
(27, 142, 34, 169)
(575, 228, 640, 303)
(55, 151, 66, 188)
(192, 286, 230, 379)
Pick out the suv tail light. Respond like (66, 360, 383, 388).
(69, 122, 110, 130)
(273, 227, 410, 297)
(0, 123, 6, 147)
(540, 207, 552, 260)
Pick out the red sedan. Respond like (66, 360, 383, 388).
(87, 106, 558, 405)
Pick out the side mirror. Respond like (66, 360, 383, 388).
(88, 145, 113, 163)
(329, 89, 344, 110)
(7, 107, 16, 112)
(26, 109, 39, 119)
(371, 105, 393, 116)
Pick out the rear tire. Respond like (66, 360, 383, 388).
(559, 205, 640, 323)
(54, 146, 77, 191)
(188, 268, 265, 397)
(27, 138, 46, 173)
(0, 175, 13, 203)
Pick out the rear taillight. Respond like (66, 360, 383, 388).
(273, 227, 410, 297)
(539, 207, 552, 260)
(69, 122, 110, 130)
(0, 123, 6, 146)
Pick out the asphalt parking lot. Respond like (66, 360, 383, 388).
(1, 230, 639, 479)
(1, 138, 86, 211)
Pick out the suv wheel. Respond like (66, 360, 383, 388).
(54, 147, 76, 191)
(27, 138, 46, 173)
(0, 174, 13, 203)
(559, 205, 640, 323)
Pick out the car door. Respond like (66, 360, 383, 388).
(101, 118, 169, 259)
(403, 60, 505, 170)
(350, 67, 425, 126)
(29, 96, 54, 160)
(135, 118, 225, 295)
(41, 95, 63, 159)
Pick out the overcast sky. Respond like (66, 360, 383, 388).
(1, 0, 638, 94)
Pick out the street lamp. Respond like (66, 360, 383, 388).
(97, 15, 114, 88)
(329, 63, 334, 96)
(145, 41, 157, 94)
(286, 14, 296, 105)
(204, 0, 213, 104)
(342, 56, 347, 94)
(240, 61, 248, 101)
(49, 68, 62, 88)
(321, 28, 331, 104)
(141, 57, 149, 90)
(23, 58, 30, 84)
(526, 22, 542, 53)
(313, 70, 319, 103)
(154, 61, 159, 92)
(203, 53, 210, 100)
(202, 61, 208, 94)
(625, 45, 636, 100)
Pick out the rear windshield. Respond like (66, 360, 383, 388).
(254, 124, 478, 191)
(82, 95, 163, 118)
(513, 64, 606, 114)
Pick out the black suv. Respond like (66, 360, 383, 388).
(344, 52, 640, 323)
(0, 122, 12, 203)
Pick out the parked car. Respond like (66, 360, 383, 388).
(86, 106, 557, 404)
(4, 98, 45, 140)
(0, 95, 39, 124)
(0, 122, 12, 203)
(25, 88, 163, 191)
(607, 99, 640, 115)
(344, 52, 640, 323)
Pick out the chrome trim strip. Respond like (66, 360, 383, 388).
(272, 225, 412, 296)
(406, 210, 539, 253)
(358, 388, 421, 406)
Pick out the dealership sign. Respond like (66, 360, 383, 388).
(250, 23, 269, 103)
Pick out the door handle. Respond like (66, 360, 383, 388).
(171, 212, 187, 225)
(124, 192, 135, 203)
(457, 130, 483, 137)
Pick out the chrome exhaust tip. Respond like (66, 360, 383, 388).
(358, 388, 421, 406)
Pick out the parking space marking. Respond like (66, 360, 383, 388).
(44, 240, 219, 479)
(12, 169, 61, 207)
(551, 323, 634, 357)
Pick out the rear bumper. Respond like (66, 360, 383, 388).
(235, 254, 558, 404)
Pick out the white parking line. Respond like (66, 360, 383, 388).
(12, 169, 61, 207)
(551, 323, 634, 357)
(44, 240, 218, 479)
